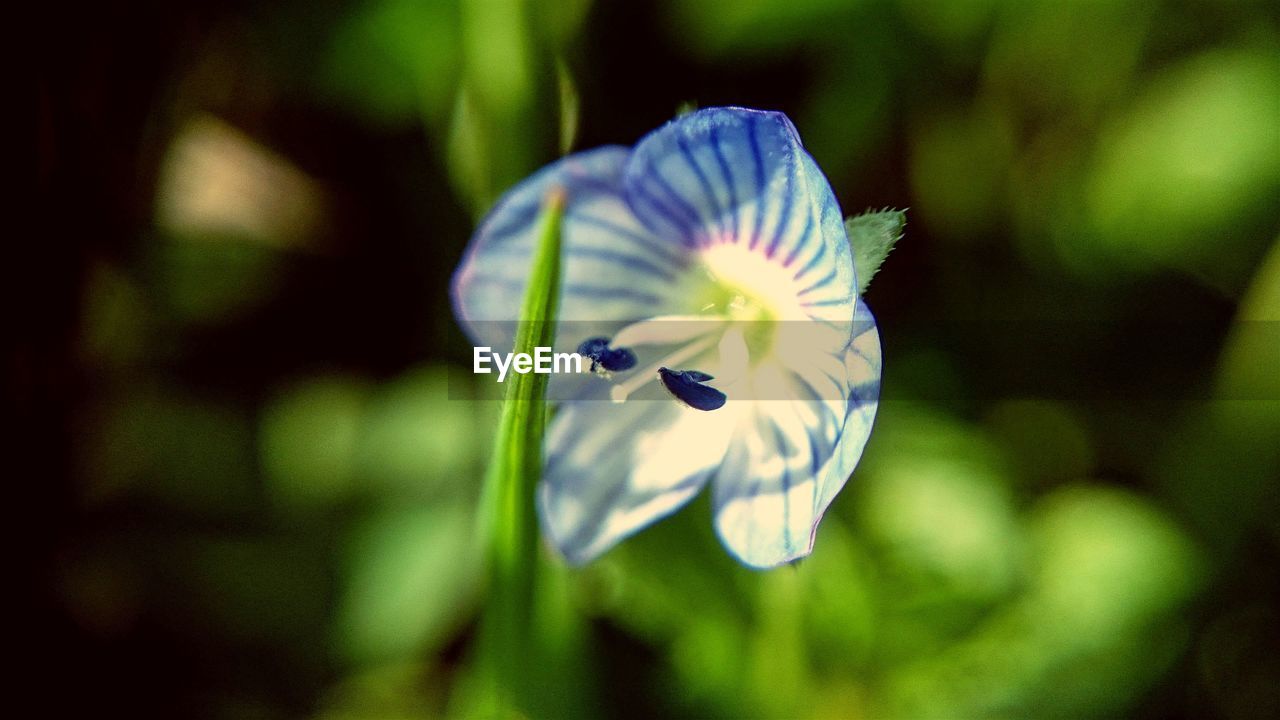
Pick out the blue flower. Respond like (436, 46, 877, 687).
(452, 107, 881, 569)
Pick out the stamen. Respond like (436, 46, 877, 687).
(609, 333, 719, 403)
(611, 315, 724, 348)
(658, 368, 727, 411)
(601, 347, 637, 371)
(577, 337, 638, 374)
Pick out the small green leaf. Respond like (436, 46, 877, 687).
(846, 208, 905, 294)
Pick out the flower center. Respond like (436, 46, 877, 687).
(580, 246, 809, 410)
(694, 243, 809, 322)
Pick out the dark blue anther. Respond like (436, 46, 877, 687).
(577, 337, 609, 358)
(658, 367, 727, 411)
(577, 337, 637, 373)
(600, 346, 636, 371)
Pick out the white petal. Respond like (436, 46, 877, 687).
(538, 397, 739, 565)
(451, 146, 690, 353)
(712, 300, 881, 568)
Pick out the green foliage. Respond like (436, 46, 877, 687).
(668, 0, 857, 56)
(1085, 47, 1280, 291)
(909, 103, 1014, 241)
(336, 506, 479, 664)
(319, 0, 461, 127)
(261, 375, 369, 511)
(556, 58, 580, 155)
(149, 237, 283, 325)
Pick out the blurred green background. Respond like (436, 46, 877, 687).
(30, 0, 1279, 718)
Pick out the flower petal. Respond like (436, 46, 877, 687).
(813, 301, 882, 514)
(712, 300, 881, 568)
(451, 146, 691, 352)
(538, 396, 739, 565)
(790, 153, 859, 314)
(610, 315, 725, 348)
(622, 107, 856, 320)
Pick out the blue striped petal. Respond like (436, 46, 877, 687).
(623, 108, 857, 323)
(712, 300, 881, 568)
(791, 153, 857, 314)
(451, 146, 691, 353)
(538, 396, 739, 565)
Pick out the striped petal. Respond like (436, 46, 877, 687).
(538, 396, 740, 565)
(451, 146, 691, 353)
(623, 107, 857, 323)
(712, 300, 881, 568)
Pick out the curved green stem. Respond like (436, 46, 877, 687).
(477, 188, 565, 713)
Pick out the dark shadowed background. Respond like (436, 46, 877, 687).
(29, 0, 1280, 718)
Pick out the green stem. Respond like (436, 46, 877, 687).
(478, 188, 565, 712)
